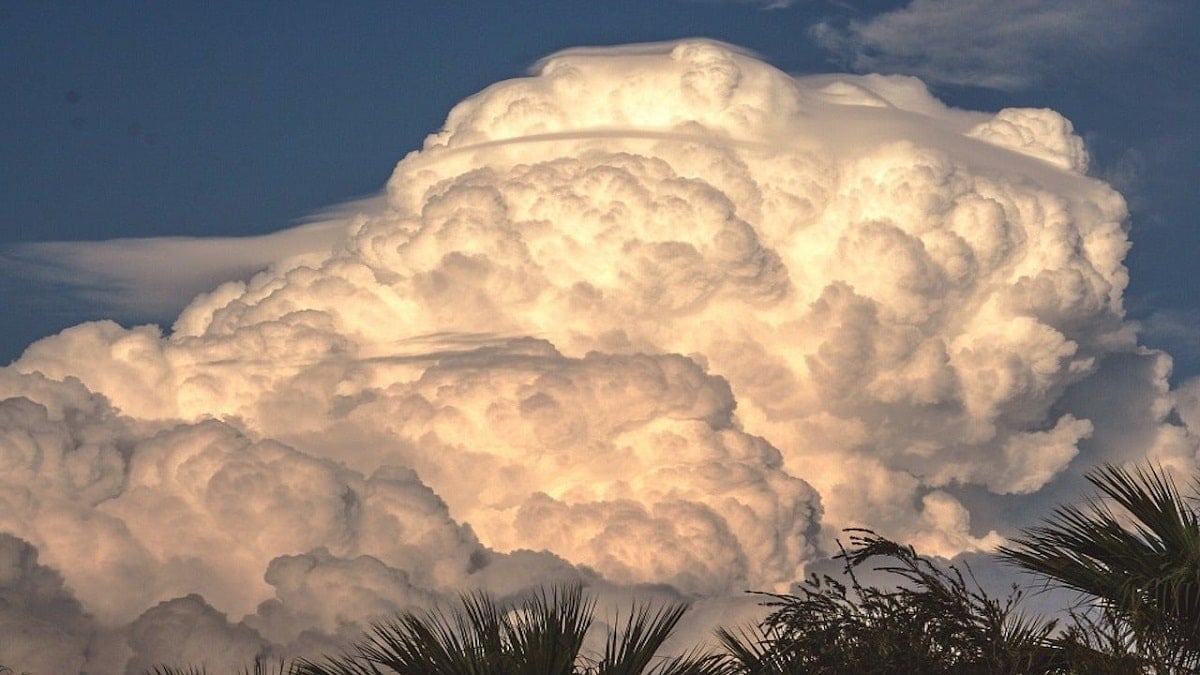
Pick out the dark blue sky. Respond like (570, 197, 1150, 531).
(3, 1, 1197, 377)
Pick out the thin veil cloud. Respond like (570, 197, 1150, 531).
(0, 195, 385, 318)
(810, 0, 1161, 90)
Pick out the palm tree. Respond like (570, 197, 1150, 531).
(294, 584, 729, 675)
(997, 462, 1200, 671)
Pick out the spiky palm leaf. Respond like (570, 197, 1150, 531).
(997, 462, 1200, 667)
(294, 654, 383, 675)
(587, 601, 728, 675)
(715, 624, 805, 674)
(501, 585, 594, 675)
(596, 602, 686, 674)
(297, 584, 724, 675)
(336, 588, 561, 675)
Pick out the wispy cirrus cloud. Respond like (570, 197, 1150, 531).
(811, 0, 1161, 90)
(681, 0, 802, 10)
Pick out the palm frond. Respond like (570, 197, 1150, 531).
(503, 584, 593, 675)
(357, 603, 495, 674)
(294, 652, 385, 675)
(593, 601, 688, 675)
(643, 650, 732, 675)
(997, 462, 1200, 666)
(715, 624, 800, 674)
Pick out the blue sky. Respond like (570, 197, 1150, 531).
(2, 0, 1197, 377)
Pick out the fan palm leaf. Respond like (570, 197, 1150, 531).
(502, 585, 594, 675)
(296, 584, 725, 675)
(588, 600, 729, 675)
(997, 462, 1200, 666)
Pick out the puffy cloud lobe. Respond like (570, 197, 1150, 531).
(0, 533, 95, 674)
(0, 370, 597, 672)
(99, 421, 367, 619)
(247, 342, 821, 595)
(967, 108, 1089, 173)
(0, 395, 126, 517)
(247, 547, 443, 652)
(92, 420, 493, 624)
(0, 375, 157, 627)
(122, 595, 266, 675)
(4, 39, 1197, 671)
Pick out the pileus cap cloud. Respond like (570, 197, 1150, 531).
(2, 39, 1195, 671)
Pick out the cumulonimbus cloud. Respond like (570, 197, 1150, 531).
(0, 39, 1195, 672)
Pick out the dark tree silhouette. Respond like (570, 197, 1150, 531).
(294, 584, 728, 675)
(998, 462, 1200, 672)
(718, 529, 1062, 674)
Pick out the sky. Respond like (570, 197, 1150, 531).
(0, 1, 1199, 672)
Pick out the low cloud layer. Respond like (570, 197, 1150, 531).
(1, 40, 1196, 672)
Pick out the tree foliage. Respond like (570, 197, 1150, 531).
(718, 529, 1061, 674)
(998, 462, 1200, 672)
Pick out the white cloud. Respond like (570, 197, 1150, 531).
(1, 39, 1196, 672)
(810, 0, 1160, 90)
(0, 195, 380, 318)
